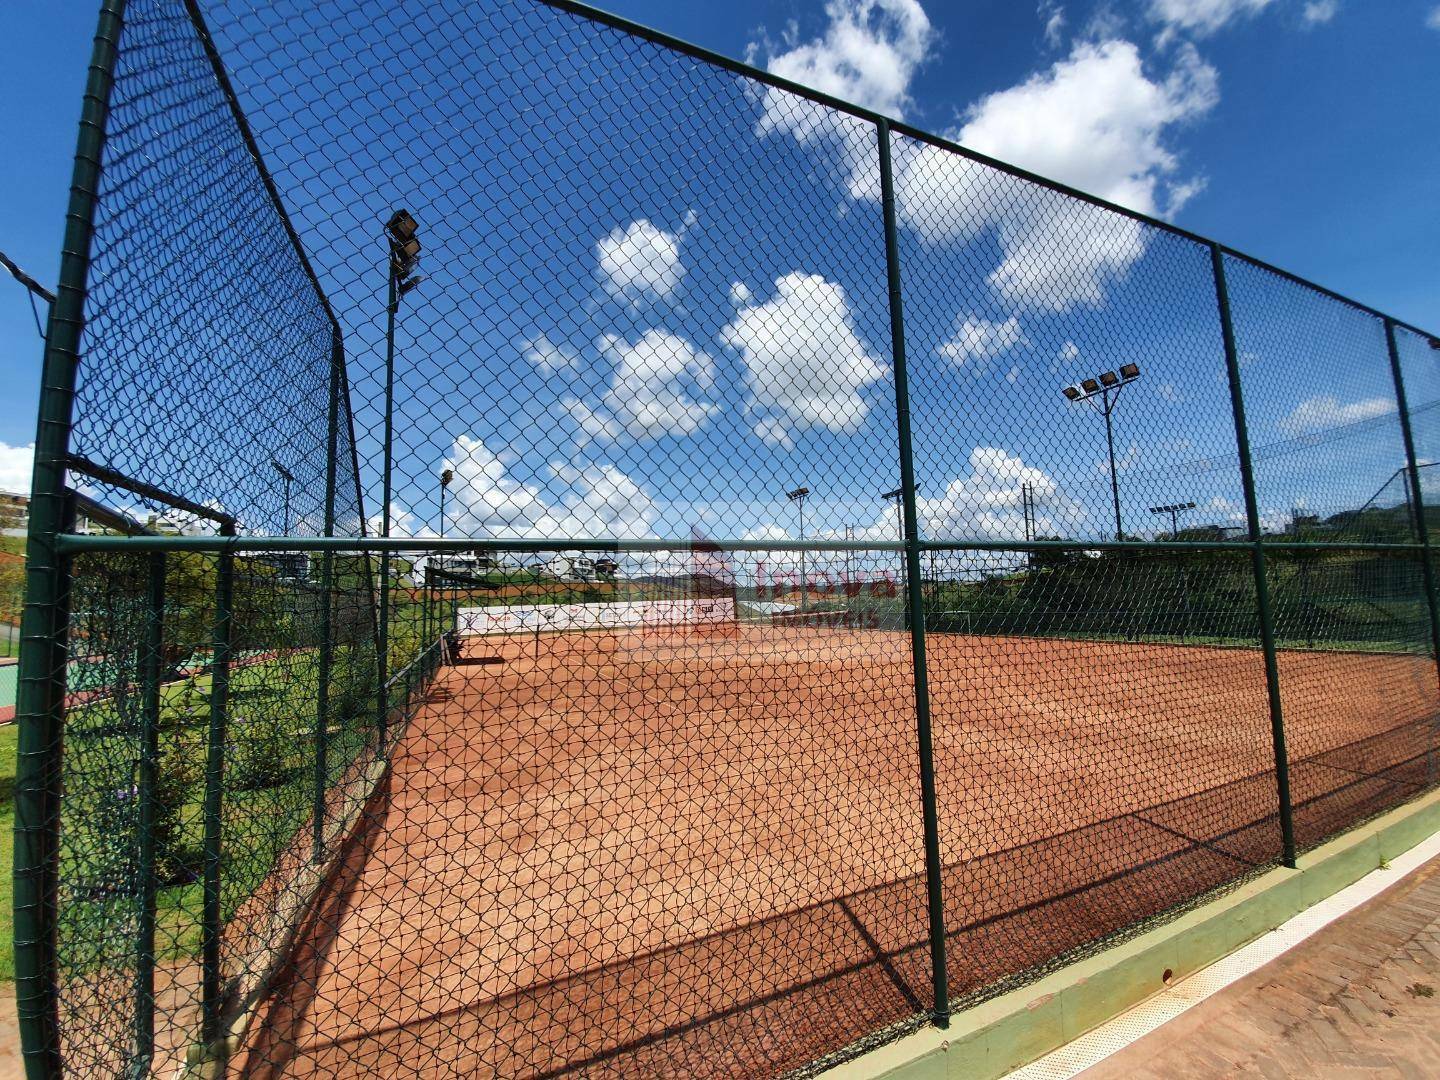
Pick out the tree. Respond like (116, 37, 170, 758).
(0, 555, 23, 626)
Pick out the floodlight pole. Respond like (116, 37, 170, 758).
(271, 459, 294, 535)
(1149, 501, 1195, 540)
(1098, 389, 1124, 540)
(439, 468, 452, 542)
(378, 254, 396, 751)
(377, 209, 421, 751)
(1062, 372, 1139, 541)
(435, 467, 452, 658)
(787, 486, 809, 613)
(844, 524, 854, 591)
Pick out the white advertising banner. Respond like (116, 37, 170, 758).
(457, 597, 736, 635)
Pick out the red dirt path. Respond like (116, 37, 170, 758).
(234, 627, 1438, 1078)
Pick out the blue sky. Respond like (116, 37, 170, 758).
(1, 0, 1438, 549)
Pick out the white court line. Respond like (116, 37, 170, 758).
(1008, 828, 1440, 1079)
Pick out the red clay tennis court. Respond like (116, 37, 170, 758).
(229, 624, 1437, 1078)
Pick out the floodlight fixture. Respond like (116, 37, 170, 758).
(397, 274, 425, 296)
(1099, 370, 1119, 388)
(390, 237, 422, 273)
(1081, 378, 1100, 394)
(385, 209, 418, 243)
(1062, 385, 1082, 401)
(1119, 362, 1141, 380)
(880, 487, 903, 502)
(787, 486, 810, 502)
(438, 467, 454, 543)
(1148, 499, 1196, 538)
(269, 459, 294, 484)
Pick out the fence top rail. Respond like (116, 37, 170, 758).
(540, 0, 1437, 343)
(53, 534, 1428, 555)
(183, 0, 342, 340)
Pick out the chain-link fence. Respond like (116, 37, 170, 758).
(13, 1, 1440, 1077)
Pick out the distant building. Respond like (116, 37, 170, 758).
(234, 550, 311, 583)
(544, 553, 597, 582)
(0, 492, 28, 536)
(144, 511, 201, 536)
(4, 492, 137, 538)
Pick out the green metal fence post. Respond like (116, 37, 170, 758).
(13, 3, 128, 1076)
(200, 527, 234, 1046)
(314, 329, 342, 861)
(1212, 244, 1297, 868)
(878, 118, 951, 1027)
(131, 551, 166, 1078)
(1383, 319, 1440, 780)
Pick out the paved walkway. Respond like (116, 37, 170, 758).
(1083, 855, 1440, 1079)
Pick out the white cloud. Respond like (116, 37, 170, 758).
(748, 0, 934, 209)
(990, 199, 1149, 311)
(1109, 443, 1142, 475)
(937, 315, 1027, 367)
(366, 502, 437, 541)
(753, 416, 796, 449)
(857, 38, 1217, 312)
(753, 0, 934, 124)
(1148, 0, 1276, 38)
(595, 219, 683, 303)
(957, 40, 1218, 217)
(744, 522, 793, 543)
(1427, 5, 1440, 30)
(1276, 394, 1396, 437)
(955, 39, 1216, 310)
(915, 446, 1079, 540)
(1060, 341, 1081, 361)
(561, 398, 619, 444)
(1302, 0, 1338, 25)
(751, 10, 1218, 316)
(443, 434, 655, 540)
(750, 1, 1219, 315)
(1039, 1, 1067, 47)
(0, 441, 34, 496)
(520, 333, 580, 374)
(729, 281, 753, 306)
(565, 330, 717, 443)
(722, 272, 887, 432)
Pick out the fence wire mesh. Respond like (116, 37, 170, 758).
(13, 0, 1440, 1077)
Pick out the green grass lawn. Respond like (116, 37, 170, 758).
(0, 630, 403, 986)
